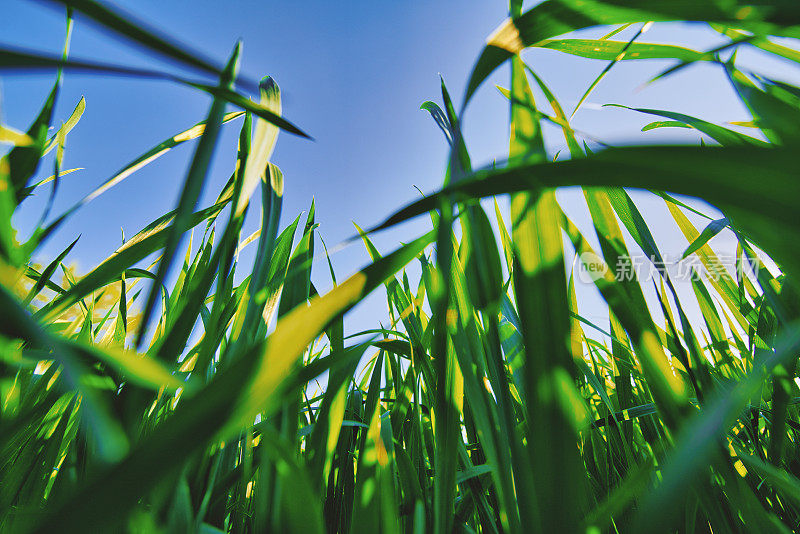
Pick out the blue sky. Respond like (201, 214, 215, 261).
(2, 0, 796, 337)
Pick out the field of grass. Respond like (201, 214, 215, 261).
(3, 0, 800, 532)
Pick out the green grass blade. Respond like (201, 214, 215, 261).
(463, 0, 800, 106)
(136, 44, 241, 349)
(37, 0, 240, 85)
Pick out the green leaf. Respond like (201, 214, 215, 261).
(136, 43, 241, 348)
(683, 217, 729, 259)
(236, 77, 281, 217)
(36, 195, 232, 321)
(2, 76, 59, 203)
(538, 38, 704, 61)
(366, 145, 799, 283)
(41, 0, 239, 84)
(632, 323, 800, 531)
(607, 104, 768, 146)
(464, 0, 800, 105)
(0, 48, 310, 138)
(81, 111, 245, 207)
(223, 228, 434, 436)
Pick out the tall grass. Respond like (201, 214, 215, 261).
(2, 0, 800, 532)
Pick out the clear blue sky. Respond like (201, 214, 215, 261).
(2, 0, 796, 336)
